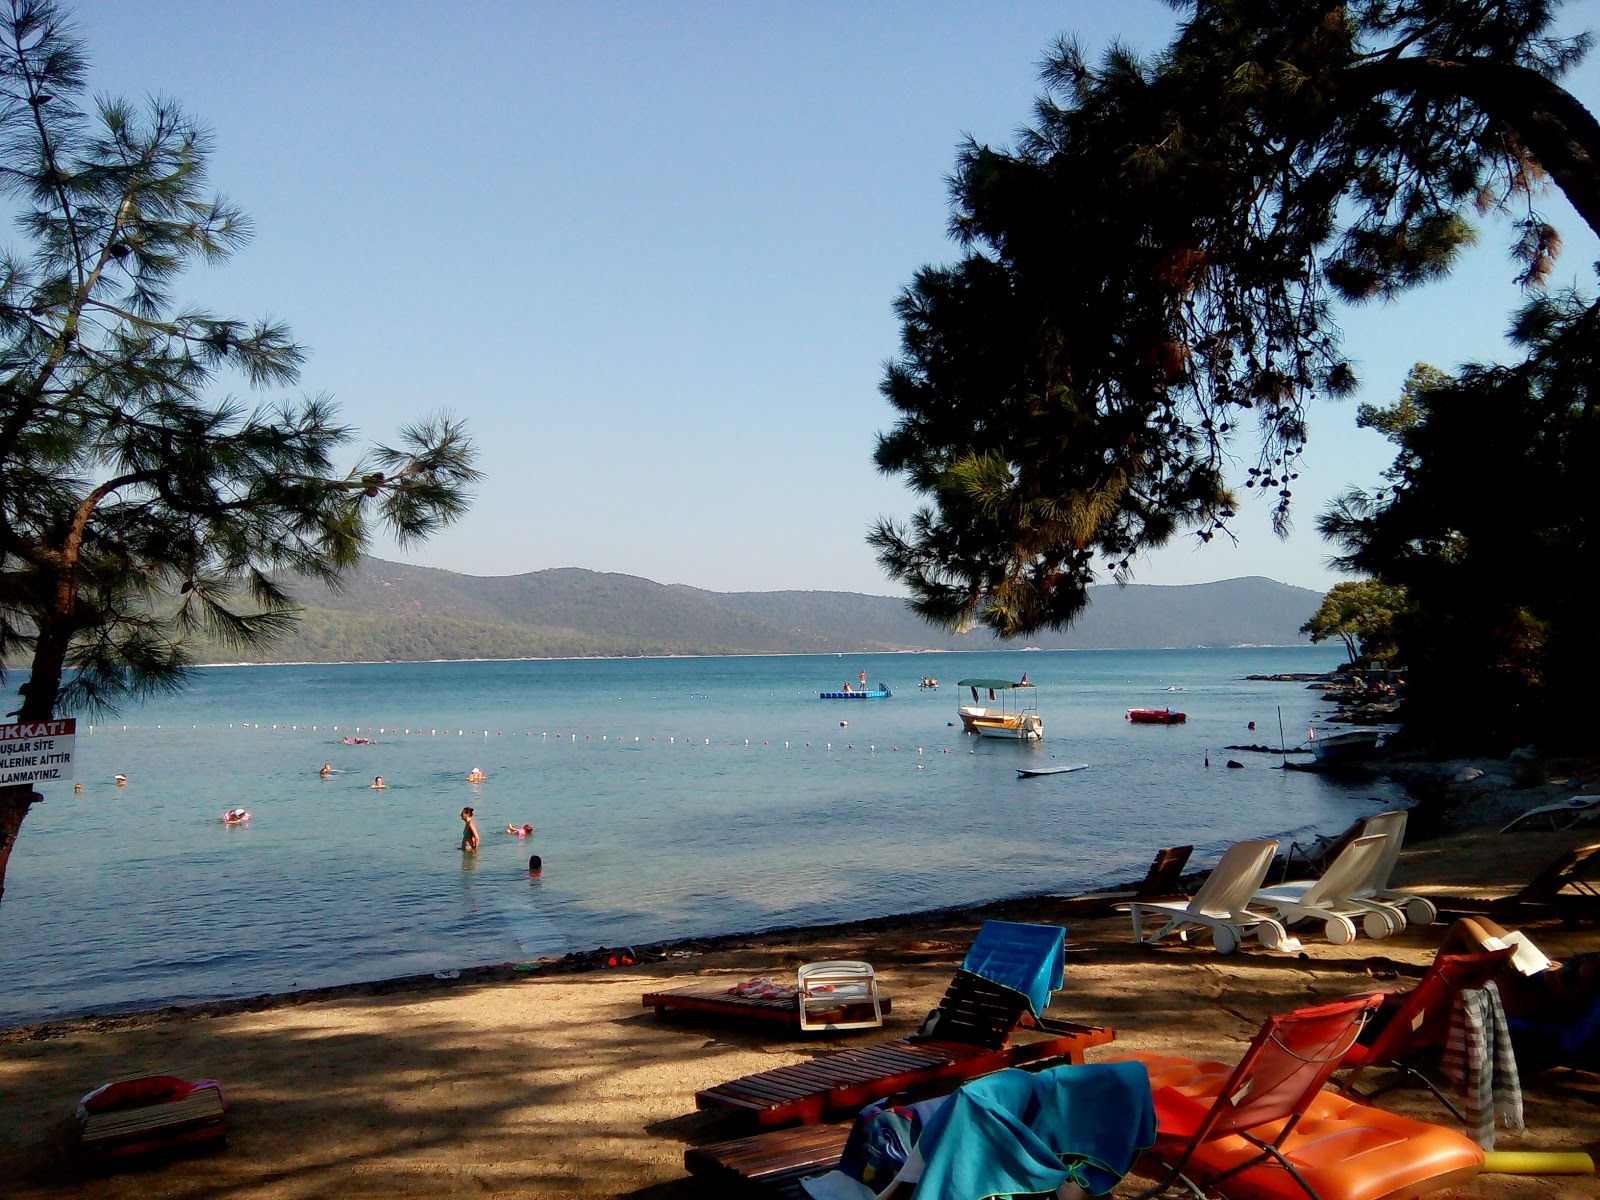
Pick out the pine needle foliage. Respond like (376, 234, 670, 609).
(0, 0, 480, 896)
(872, 0, 1598, 639)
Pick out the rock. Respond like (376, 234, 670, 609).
(1226, 759, 1245, 769)
(1453, 766, 1485, 783)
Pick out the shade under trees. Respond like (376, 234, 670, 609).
(0, 0, 480, 897)
(871, 0, 1599, 649)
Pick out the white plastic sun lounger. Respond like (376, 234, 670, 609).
(1356, 809, 1438, 927)
(1251, 834, 1401, 943)
(1126, 839, 1299, 955)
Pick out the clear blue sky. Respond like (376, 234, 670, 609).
(55, 0, 1600, 596)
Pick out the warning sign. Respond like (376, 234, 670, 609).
(0, 718, 76, 785)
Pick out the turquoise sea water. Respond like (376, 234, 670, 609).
(0, 647, 1401, 1027)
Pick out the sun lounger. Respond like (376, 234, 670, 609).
(1500, 794, 1600, 833)
(644, 970, 893, 1033)
(686, 1062, 1154, 1200)
(1336, 948, 1513, 1120)
(76, 1075, 226, 1164)
(1127, 839, 1297, 954)
(694, 921, 1113, 1127)
(1053, 845, 1193, 914)
(1427, 840, 1600, 923)
(1251, 834, 1402, 943)
(1112, 997, 1484, 1200)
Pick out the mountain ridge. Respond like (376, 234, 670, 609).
(180, 561, 1325, 664)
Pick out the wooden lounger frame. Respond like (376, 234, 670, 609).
(1053, 845, 1193, 914)
(78, 1084, 226, 1163)
(1429, 840, 1600, 922)
(684, 1122, 851, 1199)
(695, 969, 1112, 1127)
(642, 982, 891, 1031)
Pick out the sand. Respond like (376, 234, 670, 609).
(3, 823, 1600, 1199)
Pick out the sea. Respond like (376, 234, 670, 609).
(0, 646, 1403, 1028)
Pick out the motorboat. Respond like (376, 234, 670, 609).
(956, 678, 1043, 741)
(1308, 727, 1383, 762)
(1127, 708, 1186, 724)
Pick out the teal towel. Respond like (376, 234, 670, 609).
(910, 1063, 1155, 1200)
(960, 920, 1066, 1017)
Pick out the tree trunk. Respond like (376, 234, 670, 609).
(0, 785, 41, 903)
(1346, 57, 1600, 242)
(0, 616, 72, 904)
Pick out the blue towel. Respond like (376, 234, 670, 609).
(960, 920, 1066, 1017)
(909, 1062, 1156, 1199)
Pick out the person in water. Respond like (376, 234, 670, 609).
(371, 776, 387, 789)
(319, 763, 334, 777)
(467, 766, 485, 782)
(114, 773, 127, 787)
(460, 806, 480, 852)
(504, 823, 533, 836)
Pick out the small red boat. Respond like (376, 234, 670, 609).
(1127, 708, 1186, 724)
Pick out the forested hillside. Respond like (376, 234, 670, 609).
(172, 561, 1320, 663)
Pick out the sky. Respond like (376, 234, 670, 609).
(41, 0, 1600, 597)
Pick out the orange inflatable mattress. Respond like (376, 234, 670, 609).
(1113, 1052, 1483, 1200)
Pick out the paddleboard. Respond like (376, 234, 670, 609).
(1017, 763, 1088, 778)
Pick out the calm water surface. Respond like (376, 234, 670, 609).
(0, 647, 1401, 1026)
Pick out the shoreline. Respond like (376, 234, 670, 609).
(5, 795, 1599, 1198)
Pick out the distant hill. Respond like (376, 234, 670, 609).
(178, 561, 1323, 663)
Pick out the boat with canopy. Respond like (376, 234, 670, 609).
(956, 678, 1043, 740)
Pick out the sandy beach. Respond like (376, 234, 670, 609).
(4, 804, 1600, 1199)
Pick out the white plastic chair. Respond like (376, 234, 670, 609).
(796, 960, 883, 1032)
(1126, 839, 1298, 955)
(1252, 834, 1400, 943)
(1357, 809, 1438, 928)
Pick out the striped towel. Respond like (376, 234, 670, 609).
(1441, 981, 1523, 1148)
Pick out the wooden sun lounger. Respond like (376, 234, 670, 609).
(1428, 840, 1600, 922)
(1053, 845, 1193, 914)
(685, 1122, 851, 1199)
(642, 981, 892, 1031)
(78, 1083, 226, 1163)
(694, 970, 1112, 1127)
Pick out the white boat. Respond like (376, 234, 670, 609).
(957, 678, 1043, 741)
(1308, 728, 1382, 762)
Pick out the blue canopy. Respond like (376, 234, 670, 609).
(960, 920, 1066, 1018)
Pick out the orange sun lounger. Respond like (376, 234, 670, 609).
(1110, 999, 1482, 1200)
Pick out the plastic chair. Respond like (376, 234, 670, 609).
(1252, 834, 1401, 943)
(1336, 948, 1513, 1119)
(1128, 839, 1297, 954)
(796, 960, 883, 1032)
(1133, 994, 1382, 1200)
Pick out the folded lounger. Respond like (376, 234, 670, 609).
(644, 963, 893, 1033)
(1111, 997, 1484, 1200)
(694, 920, 1113, 1127)
(1127, 839, 1297, 954)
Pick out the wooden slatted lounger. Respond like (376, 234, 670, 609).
(1428, 840, 1600, 923)
(695, 969, 1112, 1127)
(79, 1083, 226, 1163)
(685, 1122, 851, 1199)
(641, 982, 892, 1031)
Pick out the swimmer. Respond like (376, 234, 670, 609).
(467, 767, 485, 783)
(504, 823, 534, 837)
(460, 806, 480, 852)
(73, 783, 83, 793)
(319, 763, 334, 777)
(222, 808, 250, 823)
(114, 773, 127, 786)
(371, 775, 387, 790)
